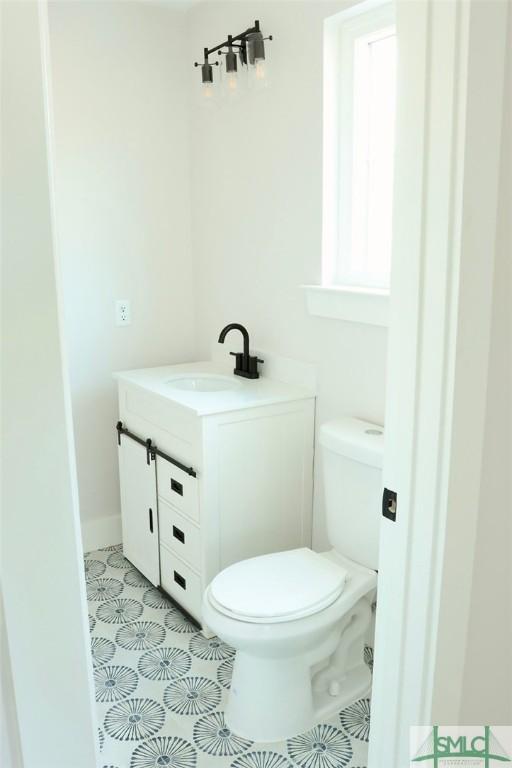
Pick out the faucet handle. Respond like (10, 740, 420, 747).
(229, 352, 264, 363)
(229, 351, 244, 371)
(227, 351, 262, 379)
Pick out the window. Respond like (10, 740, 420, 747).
(323, 2, 396, 292)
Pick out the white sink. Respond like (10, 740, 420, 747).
(166, 374, 241, 393)
(115, 361, 315, 416)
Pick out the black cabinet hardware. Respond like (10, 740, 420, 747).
(173, 571, 186, 590)
(149, 508, 154, 533)
(171, 478, 184, 496)
(116, 422, 197, 477)
(172, 525, 185, 544)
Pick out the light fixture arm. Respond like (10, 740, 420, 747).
(202, 21, 260, 58)
(193, 19, 272, 73)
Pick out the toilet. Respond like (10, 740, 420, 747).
(202, 416, 383, 742)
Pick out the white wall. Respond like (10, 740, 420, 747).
(187, 1, 387, 549)
(47, 0, 387, 551)
(47, 1, 197, 549)
(1, 2, 97, 765)
(1, 594, 23, 768)
(460, 8, 512, 722)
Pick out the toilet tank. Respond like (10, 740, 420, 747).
(320, 417, 384, 570)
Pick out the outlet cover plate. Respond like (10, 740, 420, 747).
(116, 299, 131, 326)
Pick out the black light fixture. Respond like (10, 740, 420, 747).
(195, 47, 219, 98)
(194, 20, 272, 95)
(247, 28, 268, 83)
(224, 35, 238, 92)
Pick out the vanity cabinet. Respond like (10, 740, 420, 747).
(116, 363, 315, 627)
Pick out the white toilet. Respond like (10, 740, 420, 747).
(202, 416, 383, 742)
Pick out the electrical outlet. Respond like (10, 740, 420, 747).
(116, 300, 131, 326)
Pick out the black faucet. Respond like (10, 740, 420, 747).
(218, 323, 264, 379)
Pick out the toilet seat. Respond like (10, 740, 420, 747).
(209, 548, 347, 624)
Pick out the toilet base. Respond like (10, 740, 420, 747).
(204, 554, 378, 743)
(313, 662, 371, 723)
(225, 652, 371, 743)
(226, 652, 314, 742)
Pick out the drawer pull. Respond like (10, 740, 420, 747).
(173, 570, 186, 590)
(172, 525, 185, 544)
(149, 508, 154, 534)
(171, 478, 183, 496)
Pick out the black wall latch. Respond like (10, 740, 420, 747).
(382, 488, 397, 522)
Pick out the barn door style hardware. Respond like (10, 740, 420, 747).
(194, 19, 272, 96)
(116, 422, 197, 478)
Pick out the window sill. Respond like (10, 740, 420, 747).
(302, 284, 389, 327)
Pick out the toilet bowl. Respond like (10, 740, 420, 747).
(203, 417, 383, 742)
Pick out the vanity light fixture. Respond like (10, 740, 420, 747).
(196, 48, 219, 98)
(224, 36, 238, 92)
(194, 20, 272, 95)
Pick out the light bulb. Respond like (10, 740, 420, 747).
(202, 82, 214, 98)
(226, 71, 237, 91)
(255, 60, 266, 81)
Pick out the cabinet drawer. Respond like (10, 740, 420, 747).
(160, 544, 202, 622)
(158, 497, 201, 570)
(156, 456, 199, 523)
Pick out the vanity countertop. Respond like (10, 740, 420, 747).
(114, 361, 315, 416)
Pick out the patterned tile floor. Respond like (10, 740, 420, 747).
(85, 545, 371, 768)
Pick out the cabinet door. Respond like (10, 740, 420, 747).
(118, 437, 159, 586)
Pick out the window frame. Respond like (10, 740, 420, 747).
(322, 1, 396, 291)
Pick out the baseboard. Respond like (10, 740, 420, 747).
(81, 514, 122, 553)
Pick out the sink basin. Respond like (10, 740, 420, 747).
(166, 374, 241, 393)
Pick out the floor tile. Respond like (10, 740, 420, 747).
(85, 545, 371, 768)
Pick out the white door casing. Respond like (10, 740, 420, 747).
(1, 2, 98, 765)
(369, 1, 508, 766)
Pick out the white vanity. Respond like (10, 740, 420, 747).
(115, 361, 315, 627)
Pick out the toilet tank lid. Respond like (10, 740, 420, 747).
(319, 417, 384, 468)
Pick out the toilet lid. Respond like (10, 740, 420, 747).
(209, 548, 347, 623)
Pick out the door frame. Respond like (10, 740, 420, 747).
(1, 2, 99, 766)
(369, 1, 508, 765)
